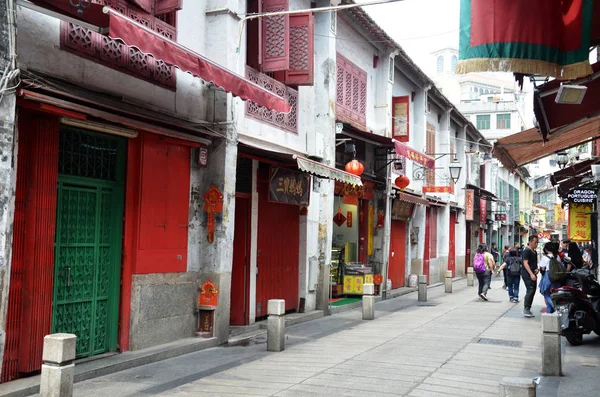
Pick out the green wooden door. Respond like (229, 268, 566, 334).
(52, 128, 125, 358)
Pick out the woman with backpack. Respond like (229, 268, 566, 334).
(474, 244, 494, 301)
(539, 242, 565, 313)
(495, 248, 522, 303)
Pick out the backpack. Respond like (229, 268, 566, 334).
(507, 257, 522, 276)
(548, 255, 564, 283)
(473, 253, 486, 273)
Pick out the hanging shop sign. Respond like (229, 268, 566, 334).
(392, 199, 414, 221)
(422, 186, 453, 194)
(198, 146, 208, 167)
(494, 214, 507, 221)
(479, 198, 487, 223)
(554, 204, 565, 224)
(269, 167, 311, 206)
(393, 141, 435, 169)
(567, 189, 597, 204)
(568, 203, 593, 242)
(465, 189, 474, 221)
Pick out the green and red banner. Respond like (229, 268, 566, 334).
(458, 0, 594, 79)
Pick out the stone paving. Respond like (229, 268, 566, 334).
(40, 277, 600, 396)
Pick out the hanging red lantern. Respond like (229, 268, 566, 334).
(345, 159, 364, 176)
(394, 175, 410, 189)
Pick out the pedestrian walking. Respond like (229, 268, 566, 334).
(568, 242, 584, 269)
(538, 242, 565, 314)
(501, 244, 510, 289)
(583, 244, 593, 267)
(521, 235, 539, 318)
(474, 244, 494, 301)
(496, 248, 522, 303)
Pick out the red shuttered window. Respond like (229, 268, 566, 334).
(426, 122, 436, 186)
(261, 0, 290, 72)
(155, 0, 182, 15)
(336, 53, 367, 128)
(285, 12, 314, 86)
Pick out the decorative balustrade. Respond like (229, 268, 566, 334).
(245, 66, 298, 134)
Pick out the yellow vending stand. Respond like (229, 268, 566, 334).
(342, 263, 373, 295)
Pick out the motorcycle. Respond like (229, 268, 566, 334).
(550, 266, 600, 346)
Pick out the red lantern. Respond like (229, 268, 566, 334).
(394, 175, 410, 189)
(345, 159, 364, 176)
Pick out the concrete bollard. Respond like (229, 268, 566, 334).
(40, 333, 77, 397)
(541, 313, 562, 376)
(267, 299, 285, 352)
(467, 267, 474, 286)
(418, 275, 427, 302)
(445, 270, 453, 293)
(362, 283, 375, 320)
(499, 377, 536, 397)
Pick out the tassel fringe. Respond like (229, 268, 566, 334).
(456, 58, 593, 80)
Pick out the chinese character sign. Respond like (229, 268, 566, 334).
(568, 203, 592, 242)
(392, 96, 409, 142)
(269, 168, 311, 206)
(494, 214, 507, 221)
(422, 186, 453, 194)
(465, 189, 474, 221)
(480, 199, 487, 223)
(393, 141, 435, 169)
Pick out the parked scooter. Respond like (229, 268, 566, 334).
(550, 266, 600, 346)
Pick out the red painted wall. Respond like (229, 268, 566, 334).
(230, 196, 251, 325)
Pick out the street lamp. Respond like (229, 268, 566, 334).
(448, 158, 462, 184)
(556, 152, 569, 169)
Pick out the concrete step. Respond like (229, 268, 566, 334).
(0, 337, 218, 397)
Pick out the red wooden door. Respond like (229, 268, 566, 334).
(256, 170, 299, 318)
(388, 220, 406, 289)
(449, 212, 456, 276)
(465, 222, 472, 273)
(423, 207, 431, 283)
(230, 196, 251, 326)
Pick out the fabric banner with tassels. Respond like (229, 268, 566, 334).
(457, 0, 594, 80)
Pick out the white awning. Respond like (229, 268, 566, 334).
(294, 155, 362, 186)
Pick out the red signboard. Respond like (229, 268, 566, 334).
(422, 186, 453, 194)
(393, 141, 435, 169)
(480, 199, 487, 222)
(495, 213, 507, 221)
(198, 146, 208, 167)
(465, 189, 474, 221)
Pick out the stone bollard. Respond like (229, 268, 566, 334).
(267, 299, 285, 352)
(418, 275, 427, 302)
(541, 313, 562, 376)
(40, 333, 77, 397)
(362, 283, 375, 320)
(499, 377, 536, 397)
(445, 270, 453, 293)
(467, 267, 474, 286)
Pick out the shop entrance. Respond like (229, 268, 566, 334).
(255, 165, 299, 318)
(52, 128, 125, 358)
(388, 220, 407, 289)
(449, 212, 456, 276)
(230, 196, 251, 325)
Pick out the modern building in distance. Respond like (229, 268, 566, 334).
(431, 47, 530, 143)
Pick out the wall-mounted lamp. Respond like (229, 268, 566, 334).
(556, 151, 569, 169)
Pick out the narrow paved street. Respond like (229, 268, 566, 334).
(53, 279, 600, 397)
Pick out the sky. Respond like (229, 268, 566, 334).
(357, 0, 461, 76)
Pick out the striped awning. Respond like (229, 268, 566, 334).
(294, 156, 362, 186)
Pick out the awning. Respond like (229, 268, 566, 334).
(457, 0, 595, 80)
(535, 62, 600, 140)
(550, 158, 600, 198)
(393, 190, 429, 206)
(466, 184, 498, 201)
(26, 1, 290, 113)
(295, 155, 362, 186)
(493, 116, 600, 172)
(393, 140, 434, 169)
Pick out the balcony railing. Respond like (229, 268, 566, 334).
(245, 66, 298, 134)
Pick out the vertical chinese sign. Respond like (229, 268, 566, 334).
(465, 189, 474, 221)
(392, 96, 409, 142)
(269, 167, 311, 206)
(568, 203, 592, 242)
(479, 198, 487, 223)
